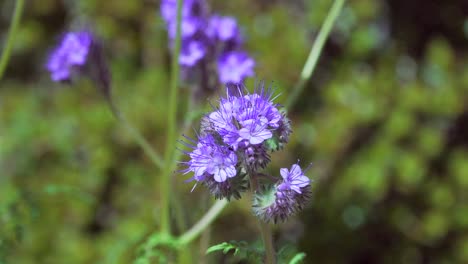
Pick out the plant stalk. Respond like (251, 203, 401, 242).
(250, 175, 276, 264)
(178, 199, 228, 245)
(107, 99, 164, 169)
(284, 0, 346, 110)
(161, 0, 183, 234)
(0, 0, 25, 81)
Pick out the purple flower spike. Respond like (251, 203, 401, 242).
(47, 31, 92, 81)
(179, 40, 206, 66)
(218, 51, 255, 84)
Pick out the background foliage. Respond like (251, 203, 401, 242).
(1, 0, 467, 263)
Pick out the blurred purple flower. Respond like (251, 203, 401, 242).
(218, 51, 255, 84)
(179, 40, 206, 66)
(160, 0, 255, 95)
(168, 17, 201, 38)
(209, 15, 241, 42)
(47, 31, 92, 81)
(161, 0, 197, 23)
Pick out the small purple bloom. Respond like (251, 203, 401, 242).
(47, 31, 92, 81)
(209, 15, 240, 41)
(179, 40, 206, 66)
(238, 118, 272, 145)
(218, 51, 255, 84)
(253, 164, 311, 223)
(168, 17, 201, 39)
(185, 134, 238, 183)
(278, 164, 311, 194)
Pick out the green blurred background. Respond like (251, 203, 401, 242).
(1, 0, 467, 263)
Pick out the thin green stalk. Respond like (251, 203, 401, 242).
(284, 0, 346, 110)
(161, 0, 183, 234)
(119, 114, 165, 169)
(198, 221, 211, 263)
(178, 199, 228, 245)
(259, 222, 275, 264)
(250, 176, 276, 264)
(107, 100, 164, 169)
(0, 0, 25, 80)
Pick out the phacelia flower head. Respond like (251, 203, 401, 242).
(181, 84, 298, 203)
(47, 31, 92, 82)
(218, 51, 255, 84)
(253, 164, 312, 223)
(208, 85, 282, 150)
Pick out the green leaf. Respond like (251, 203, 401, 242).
(206, 240, 263, 262)
(206, 242, 238, 255)
(289, 252, 306, 264)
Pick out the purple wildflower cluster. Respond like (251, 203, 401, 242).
(183, 84, 311, 222)
(47, 31, 92, 82)
(161, 0, 255, 97)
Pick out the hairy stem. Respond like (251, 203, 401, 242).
(284, 0, 346, 110)
(161, 0, 183, 234)
(0, 0, 25, 80)
(250, 175, 276, 264)
(178, 199, 228, 245)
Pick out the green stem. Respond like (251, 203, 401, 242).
(178, 199, 228, 245)
(0, 0, 25, 80)
(119, 114, 165, 169)
(260, 222, 276, 264)
(284, 0, 346, 110)
(161, 0, 183, 234)
(107, 100, 164, 169)
(250, 175, 276, 264)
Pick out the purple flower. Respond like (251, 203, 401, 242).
(161, 0, 197, 24)
(182, 133, 248, 200)
(278, 164, 310, 194)
(208, 86, 282, 149)
(179, 40, 206, 66)
(184, 134, 238, 183)
(47, 31, 92, 81)
(209, 15, 241, 42)
(253, 164, 311, 223)
(218, 51, 255, 84)
(168, 17, 201, 39)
